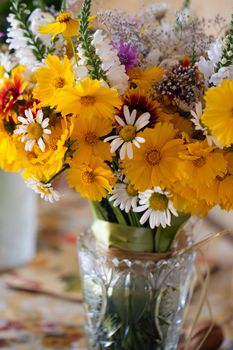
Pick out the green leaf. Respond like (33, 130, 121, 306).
(155, 214, 190, 253)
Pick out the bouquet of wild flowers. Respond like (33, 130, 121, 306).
(0, 0, 233, 252)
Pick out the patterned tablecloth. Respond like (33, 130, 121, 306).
(0, 185, 232, 350)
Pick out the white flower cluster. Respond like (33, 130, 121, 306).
(29, 9, 54, 47)
(75, 43, 90, 80)
(6, 9, 54, 72)
(198, 39, 233, 86)
(76, 30, 129, 94)
(0, 51, 18, 77)
(7, 13, 41, 71)
(92, 30, 128, 94)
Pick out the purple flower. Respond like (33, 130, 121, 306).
(112, 39, 138, 71)
(0, 32, 4, 39)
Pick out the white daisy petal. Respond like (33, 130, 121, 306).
(130, 109, 137, 125)
(37, 137, 46, 152)
(119, 142, 127, 159)
(136, 120, 151, 131)
(36, 109, 44, 124)
(140, 209, 153, 225)
(18, 116, 29, 124)
(44, 129, 51, 135)
(135, 136, 145, 144)
(134, 204, 149, 212)
(25, 139, 35, 152)
(111, 138, 124, 152)
(104, 135, 118, 142)
(132, 139, 141, 148)
(123, 105, 131, 124)
(115, 115, 126, 127)
(126, 142, 133, 159)
(41, 118, 49, 128)
(14, 128, 25, 135)
(25, 109, 34, 123)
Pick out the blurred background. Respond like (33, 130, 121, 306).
(0, 0, 232, 349)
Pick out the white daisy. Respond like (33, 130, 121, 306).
(104, 105, 150, 160)
(14, 108, 51, 152)
(109, 182, 138, 213)
(134, 187, 178, 229)
(25, 178, 61, 203)
(190, 102, 223, 148)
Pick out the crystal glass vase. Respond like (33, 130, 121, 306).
(77, 228, 195, 350)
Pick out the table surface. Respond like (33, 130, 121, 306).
(0, 185, 232, 350)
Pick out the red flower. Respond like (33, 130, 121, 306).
(0, 67, 27, 119)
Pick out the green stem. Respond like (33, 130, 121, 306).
(107, 196, 127, 225)
(46, 163, 70, 184)
(79, 0, 108, 81)
(70, 38, 78, 65)
(182, 0, 191, 10)
(91, 201, 108, 220)
(216, 14, 233, 72)
(128, 211, 140, 227)
(61, 0, 66, 11)
(9, 0, 51, 61)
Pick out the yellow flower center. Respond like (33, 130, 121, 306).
(56, 12, 71, 23)
(52, 76, 66, 88)
(149, 193, 168, 211)
(49, 135, 59, 150)
(84, 131, 97, 145)
(119, 125, 137, 142)
(81, 170, 95, 184)
(37, 185, 50, 195)
(130, 68, 142, 80)
(193, 156, 206, 168)
(80, 96, 96, 106)
(27, 123, 43, 140)
(126, 183, 138, 197)
(145, 149, 161, 166)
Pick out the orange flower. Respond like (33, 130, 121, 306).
(0, 67, 27, 120)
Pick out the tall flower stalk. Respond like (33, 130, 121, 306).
(79, 0, 107, 81)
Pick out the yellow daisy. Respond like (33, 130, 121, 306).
(122, 122, 185, 191)
(33, 55, 74, 107)
(170, 113, 194, 141)
(66, 157, 115, 201)
(128, 66, 164, 90)
(39, 11, 79, 40)
(54, 77, 122, 121)
(0, 133, 22, 172)
(172, 190, 210, 217)
(179, 141, 227, 188)
(71, 115, 112, 163)
(201, 80, 233, 147)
